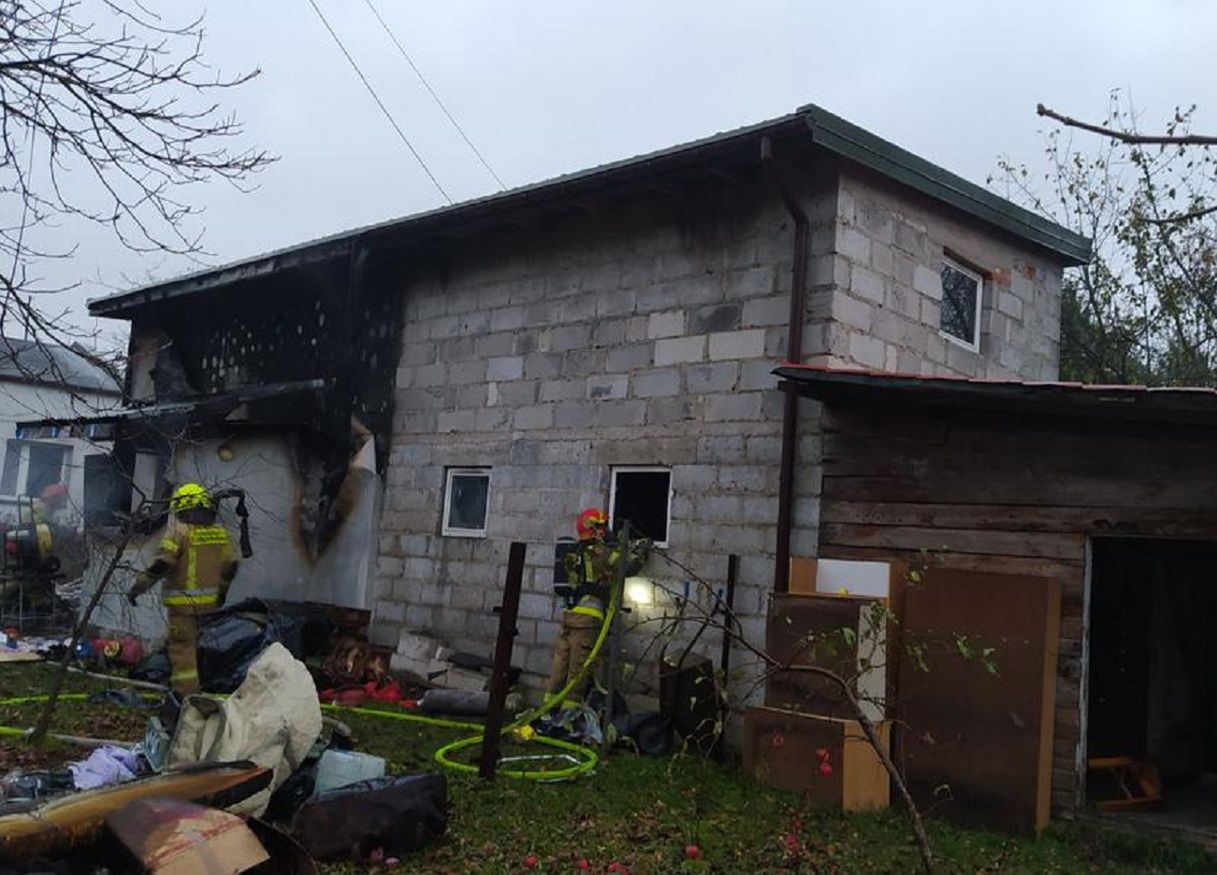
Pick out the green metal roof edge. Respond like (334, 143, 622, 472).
(800, 104, 1091, 266)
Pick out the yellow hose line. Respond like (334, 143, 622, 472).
(0, 575, 626, 782)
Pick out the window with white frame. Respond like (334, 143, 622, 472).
(939, 258, 984, 350)
(609, 467, 672, 546)
(442, 467, 491, 537)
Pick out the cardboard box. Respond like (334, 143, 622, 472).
(108, 798, 268, 874)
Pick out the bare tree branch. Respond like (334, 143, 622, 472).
(1037, 103, 1217, 145)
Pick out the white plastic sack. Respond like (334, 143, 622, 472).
(167, 642, 322, 816)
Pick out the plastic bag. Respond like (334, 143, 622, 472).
(290, 773, 448, 861)
(195, 598, 308, 693)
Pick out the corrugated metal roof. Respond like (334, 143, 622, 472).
(89, 104, 1090, 319)
(773, 363, 1217, 425)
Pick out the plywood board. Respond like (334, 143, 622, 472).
(897, 568, 1061, 834)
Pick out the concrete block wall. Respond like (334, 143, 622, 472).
(375, 175, 835, 708)
(810, 166, 1064, 381)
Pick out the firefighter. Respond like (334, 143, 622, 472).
(547, 508, 648, 705)
(128, 483, 239, 694)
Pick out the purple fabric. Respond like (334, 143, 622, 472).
(68, 745, 142, 790)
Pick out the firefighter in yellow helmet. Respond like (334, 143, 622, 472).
(128, 483, 239, 694)
(547, 508, 649, 704)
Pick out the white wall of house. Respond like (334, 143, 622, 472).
(0, 379, 119, 528)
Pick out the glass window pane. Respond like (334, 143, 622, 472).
(447, 472, 489, 532)
(940, 263, 979, 344)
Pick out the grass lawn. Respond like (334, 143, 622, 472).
(0, 662, 1212, 874)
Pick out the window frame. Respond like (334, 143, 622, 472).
(608, 465, 673, 548)
(441, 466, 491, 538)
(938, 257, 984, 352)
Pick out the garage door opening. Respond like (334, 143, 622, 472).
(1087, 538, 1217, 833)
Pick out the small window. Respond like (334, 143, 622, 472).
(442, 467, 490, 537)
(609, 467, 672, 546)
(939, 259, 983, 350)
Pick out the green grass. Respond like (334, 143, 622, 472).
(0, 663, 1212, 874)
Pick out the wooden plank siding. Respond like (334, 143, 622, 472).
(816, 404, 1217, 814)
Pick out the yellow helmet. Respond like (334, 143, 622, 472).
(170, 482, 212, 513)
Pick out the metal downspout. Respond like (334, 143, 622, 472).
(761, 137, 809, 594)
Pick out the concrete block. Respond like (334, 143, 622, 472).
(518, 592, 555, 621)
(487, 355, 524, 381)
(686, 361, 738, 394)
(831, 293, 873, 331)
(524, 352, 564, 380)
(513, 404, 554, 430)
(725, 265, 776, 298)
(586, 374, 628, 400)
(848, 332, 886, 369)
(708, 329, 766, 361)
(606, 343, 653, 372)
(914, 264, 941, 299)
(655, 335, 706, 366)
(742, 295, 789, 328)
(564, 349, 607, 377)
(496, 380, 539, 406)
(476, 406, 512, 431)
(437, 409, 476, 433)
(436, 667, 488, 692)
(377, 600, 405, 623)
(647, 310, 686, 339)
(597, 399, 647, 427)
(850, 265, 886, 305)
(553, 400, 596, 429)
(837, 226, 871, 264)
(539, 378, 586, 402)
(490, 306, 528, 332)
(719, 464, 775, 493)
(593, 318, 629, 347)
(646, 396, 695, 425)
(633, 368, 681, 398)
(551, 324, 593, 352)
(690, 303, 742, 335)
(449, 360, 486, 384)
(739, 359, 777, 391)
(705, 392, 763, 422)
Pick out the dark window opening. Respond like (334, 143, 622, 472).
(610, 468, 671, 545)
(25, 443, 67, 497)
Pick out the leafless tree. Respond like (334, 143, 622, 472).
(1, 0, 272, 376)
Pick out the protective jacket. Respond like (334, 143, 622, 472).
(151, 518, 239, 607)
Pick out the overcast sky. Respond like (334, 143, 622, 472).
(34, 0, 1217, 343)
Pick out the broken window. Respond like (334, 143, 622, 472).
(610, 467, 672, 546)
(442, 467, 490, 537)
(939, 259, 983, 350)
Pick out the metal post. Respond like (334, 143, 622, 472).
(715, 554, 739, 762)
(478, 541, 526, 780)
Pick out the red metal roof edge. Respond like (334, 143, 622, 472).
(773, 361, 1217, 398)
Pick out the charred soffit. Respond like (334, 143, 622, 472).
(125, 244, 403, 555)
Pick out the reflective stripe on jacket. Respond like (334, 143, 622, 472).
(157, 521, 237, 607)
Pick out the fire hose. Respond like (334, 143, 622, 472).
(0, 580, 620, 782)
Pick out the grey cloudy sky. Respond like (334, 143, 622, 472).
(40, 0, 1217, 340)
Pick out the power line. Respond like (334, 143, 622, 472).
(305, 0, 452, 204)
(362, 0, 506, 190)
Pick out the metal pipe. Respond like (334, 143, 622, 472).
(761, 137, 809, 594)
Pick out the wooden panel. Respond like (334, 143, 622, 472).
(821, 523, 1084, 560)
(897, 568, 1061, 835)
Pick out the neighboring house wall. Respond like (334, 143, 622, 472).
(0, 379, 118, 528)
(812, 166, 1063, 380)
